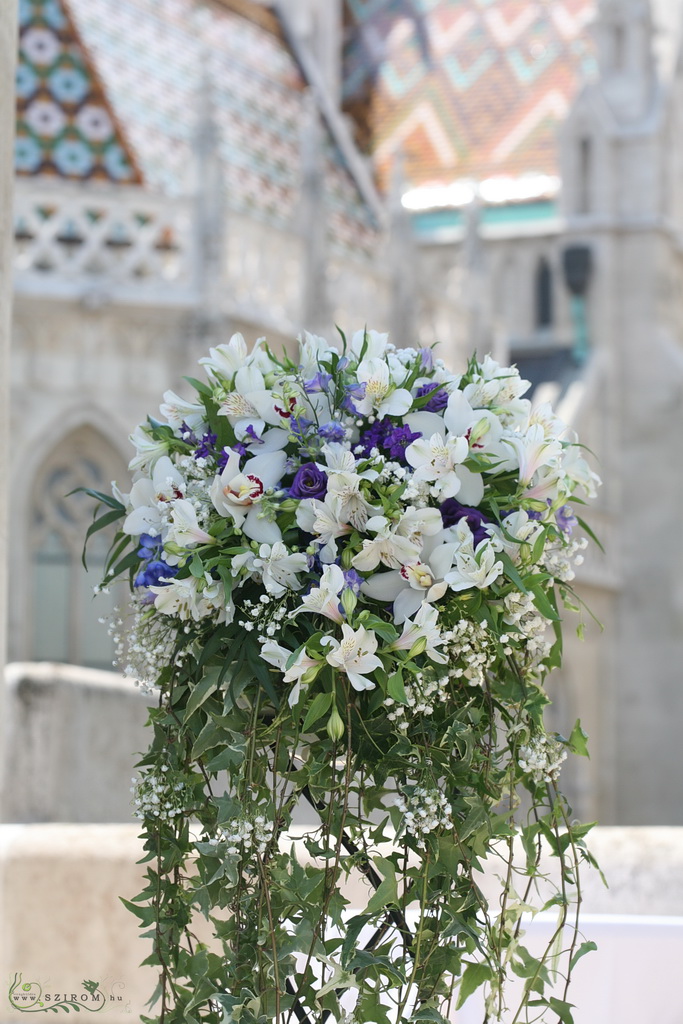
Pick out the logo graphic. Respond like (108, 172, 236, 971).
(8, 975, 128, 1014)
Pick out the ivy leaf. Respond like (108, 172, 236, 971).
(570, 940, 597, 971)
(184, 668, 221, 721)
(455, 962, 493, 1010)
(568, 719, 590, 758)
(302, 691, 334, 732)
(548, 997, 576, 1023)
(365, 858, 398, 915)
(341, 915, 371, 969)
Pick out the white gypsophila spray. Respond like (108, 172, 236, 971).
(395, 786, 452, 848)
(518, 734, 568, 784)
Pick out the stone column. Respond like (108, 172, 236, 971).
(0, 2, 18, 818)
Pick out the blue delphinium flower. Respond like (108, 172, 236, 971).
(318, 421, 346, 443)
(383, 423, 420, 461)
(303, 371, 333, 394)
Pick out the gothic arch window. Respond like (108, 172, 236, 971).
(534, 256, 554, 330)
(29, 427, 127, 670)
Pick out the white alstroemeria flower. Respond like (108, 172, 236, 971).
(499, 511, 543, 565)
(362, 538, 457, 623)
(528, 402, 567, 440)
(349, 328, 388, 361)
(128, 424, 168, 473)
(159, 390, 206, 432)
(151, 573, 232, 623)
(164, 499, 213, 562)
(391, 602, 447, 664)
(463, 356, 530, 408)
(353, 358, 413, 418)
(404, 432, 470, 499)
(295, 498, 352, 563)
(294, 564, 346, 623)
(351, 516, 422, 572)
(322, 623, 382, 691)
(444, 537, 503, 592)
(231, 550, 258, 578)
(318, 443, 377, 480)
(209, 448, 286, 544)
(325, 473, 378, 532)
(559, 445, 602, 500)
(260, 641, 320, 706)
(199, 333, 273, 381)
(123, 456, 186, 537)
(501, 423, 563, 487)
(252, 542, 308, 596)
(298, 330, 338, 378)
(395, 506, 444, 546)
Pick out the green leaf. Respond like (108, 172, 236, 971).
(530, 583, 560, 622)
(456, 962, 493, 1010)
(548, 997, 576, 1023)
(568, 719, 590, 758)
(68, 487, 125, 512)
(189, 554, 205, 579)
(302, 691, 334, 732)
(184, 668, 221, 721)
(570, 940, 597, 971)
(387, 671, 407, 705)
(576, 515, 604, 553)
(365, 857, 398, 915)
(341, 915, 371, 969)
(497, 551, 528, 593)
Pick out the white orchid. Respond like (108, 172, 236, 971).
(123, 456, 186, 537)
(159, 390, 206, 432)
(351, 516, 422, 572)
(210, 448, 286, 543)
(362, 537, 458, 623)
(252, 542, 308, 596)
(294, 564, 345, 623)
(295, 497, 352, 563)
(391, 602, 447, 664)
(322, 623, 382, 691)
(353, 358, 413, 418)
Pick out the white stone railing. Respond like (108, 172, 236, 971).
(13, 179, 198, 307)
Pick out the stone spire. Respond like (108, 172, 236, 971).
(299, 89, 330, 337)
(594, 0, 657, 122)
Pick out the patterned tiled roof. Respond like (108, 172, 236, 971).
(343, 0, 597, 191)
(15, 0, 142, 183)
(15, 0, 379, 260)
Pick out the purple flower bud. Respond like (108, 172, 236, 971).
(289, 462, 328, 500)
(419, 348, 434, 371)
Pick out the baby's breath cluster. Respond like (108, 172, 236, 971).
(518, 734, 568, 784)
(131, 765, 189, 821)
(395, 786, 452, 848)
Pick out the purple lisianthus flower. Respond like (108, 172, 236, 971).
(343, 568, 364, 595)
(304, 371, 333, 394)
(383, 423, 420, 461)
(556, 505, 577, 534)
(135, 560, 178, 589)
(441, 498, 490, 547)
(318, 421, 346, 443)
(290, 462, 328, 500)
(415, 383, 448, 412)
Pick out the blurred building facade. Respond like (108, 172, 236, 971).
(9, 0, 683, 825)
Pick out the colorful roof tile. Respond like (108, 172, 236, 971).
(342, 0, 597, 192)
(15, 0, 142, 183)
(16, 0, 378, 260)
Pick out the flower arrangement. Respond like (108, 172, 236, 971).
(86, 329, 601, 1024)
